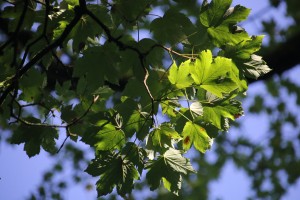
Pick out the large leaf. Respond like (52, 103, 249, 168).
(19, 68, 44, 102)
(74, 45, 120, 94)
(200, 2, 251, 46)
(207, 26, 250, 47)
(224, 35, 265, 60)
(145, 147, 195, 195)
(81, 121, 125, 151)
(189, 50, 238, 97)
(121, 142, 147, 174)
(116, 98, 152, 140)
(201, 96, 243, 130)
(10, 117, 58, 157)
(200, 0, 232, 27)
(181, 121, 212, 153)
(151, 9, 194, 45)
(85, 152, 139, 197)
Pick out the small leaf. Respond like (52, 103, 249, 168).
(168, 62, 193, 89)
(147, 123, 181, 151)
(121, 142, 147, 174)
(161, 100, 180, 117)
(81, 122, 125, 151)
(190, 102, 203, 116)
(242, 54, 272, 79)
(182, 121, 212, 153)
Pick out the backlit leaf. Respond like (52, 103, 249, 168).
(145, 147, 195, 195)
(189, 50, 238, 97)
(168, 62, 193, 89)
(182, 121, 212, 153)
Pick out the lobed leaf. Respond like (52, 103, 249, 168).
(182, 121, 212, 153)
(145, 147, 195, 195)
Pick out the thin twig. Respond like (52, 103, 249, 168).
(0, 2, 84, 106)
(161, 45, 193, 59)
(0, 0, 29, 52)
(56, 126, 70, 153)
(19, 0, 50, 68)
(68, 95, 99, 127)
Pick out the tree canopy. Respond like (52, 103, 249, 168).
(1, 0, 300, 199)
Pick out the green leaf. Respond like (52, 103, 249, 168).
(207, 26, 250, 47)
(145, 147, 195, 195)
(74, 45, 120, 94)
(70, 15, 102, 52)
(19, 68, 44, 102)
(85, 152, 139, 197)
(200, 0, 232, 27)
(81, 121, 125, 151)
(202, 99, 243, 130)
(113, 0, 150, 23)
(182, 121, 212, 153)
(121, 142, 147, 174)
(151, 9, 194, 45)
(92, 86, 114, 98)
(161, 100, 180, 118)
(116, 99, 152, 140)
(228, 61, 248, 92)
(10, 117, 58, 157)
(121, 78, 155, 108)
(241, 54, 272, 79)
(168, 62, 193, 89)
(200, 2, 251, 46)
(147, 123, 181, 151)
(95, 125, 125, 151)
(163, 147, 196, 174)
(65, 0, 79, 6)
(189, 50, 238, 97)
(138, 39, 164, 67)
(224, 35, 265, 60)
(222, 5, 251, 25)
(125, 110, 151, 140)
(53, 20, 68, 40)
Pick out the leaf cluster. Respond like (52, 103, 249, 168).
(0, 0, 271, 198)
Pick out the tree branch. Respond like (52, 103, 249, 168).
(0, 3, 85, 106)
(0, 0, 29, 52)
